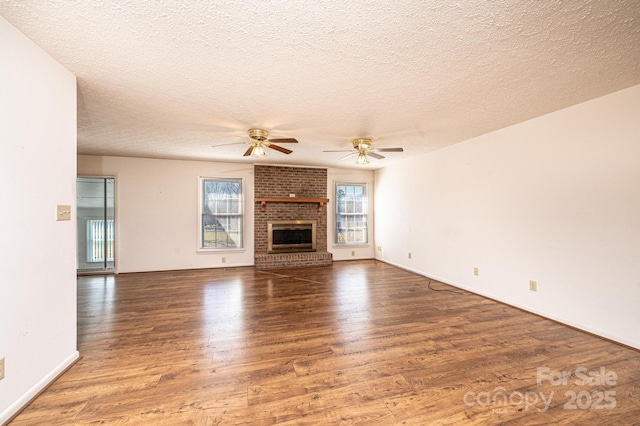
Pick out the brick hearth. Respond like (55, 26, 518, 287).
(254, 165, 332, 269)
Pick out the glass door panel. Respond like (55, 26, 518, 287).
(77, 177, 115, 273)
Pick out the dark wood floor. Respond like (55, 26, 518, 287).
(10, 260, 640, 425)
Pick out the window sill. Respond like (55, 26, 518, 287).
(197, 248, 246, 255)
(333, 244, 370, 249)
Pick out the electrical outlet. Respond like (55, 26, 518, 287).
(0, 357, 5, 381)
(529, 280, 537, 292)
(221, 257, 226, 264)
(377, 246, 382, 252)
(408, 252, 412, 259)
(473, 267, 479, 276)
(351, 251, 355, 256)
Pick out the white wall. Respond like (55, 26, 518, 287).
(78, 155, 256, 273)
(0, 17, 78, 422)
(327, 168, 376, 261)
(375, 84, 640, 349)
(77, 157, 377, 272)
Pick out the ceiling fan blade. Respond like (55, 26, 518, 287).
(369, 152, 386, 159)
(339, 152, 357, 161)
(268, 138, 298, 143)
(212, 142, 246, 148)
(374, 147, 404, 152)
(243, 146, 254, 157)
(267, 144, 293, 154)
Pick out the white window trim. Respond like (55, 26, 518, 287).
(332, 243, 370, 249)
(197, 176, 245, 253)
(334, 181, 369, 246)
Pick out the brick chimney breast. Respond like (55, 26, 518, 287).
(254, 165, 332, 269)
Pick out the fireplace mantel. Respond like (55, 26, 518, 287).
(255, 197, 330, 212)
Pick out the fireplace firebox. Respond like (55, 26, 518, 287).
(268, 220, 317, 253)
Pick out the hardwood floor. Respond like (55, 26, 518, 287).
(10, 260, 640, 425)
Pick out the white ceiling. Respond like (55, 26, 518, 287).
(2, 1, 639, 169)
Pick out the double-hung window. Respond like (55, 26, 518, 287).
(200, 178, 243, 249)
(335, 183, 368, 245)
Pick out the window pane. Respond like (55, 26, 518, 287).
(203, 180, 241, 214)
(86, 219, 115, 261)
(202, 178, 243, 249)
(335, 183, 367, 245)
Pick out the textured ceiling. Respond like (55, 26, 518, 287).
(2, 1, 639, 169)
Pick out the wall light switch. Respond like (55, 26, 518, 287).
(57, 204, 71, 221)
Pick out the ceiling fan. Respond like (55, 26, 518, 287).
(212, 128, 298, 157)
(324, 138, 404, 165)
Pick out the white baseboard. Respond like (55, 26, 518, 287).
(1, 351, 80, 425)
(375, 257, 640, 351)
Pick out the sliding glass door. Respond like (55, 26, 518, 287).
(77, 177, 115, 273)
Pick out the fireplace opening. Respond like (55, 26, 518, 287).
(268, 220, 316, 253)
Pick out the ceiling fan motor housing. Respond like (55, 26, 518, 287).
(353, 138, 372, 151)
(249, 128, 269, 141)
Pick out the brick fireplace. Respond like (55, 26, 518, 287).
(254, 165, 333, 269)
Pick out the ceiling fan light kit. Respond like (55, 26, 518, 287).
(251, 143, 266, 157)
(356, 152, 370, 165)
